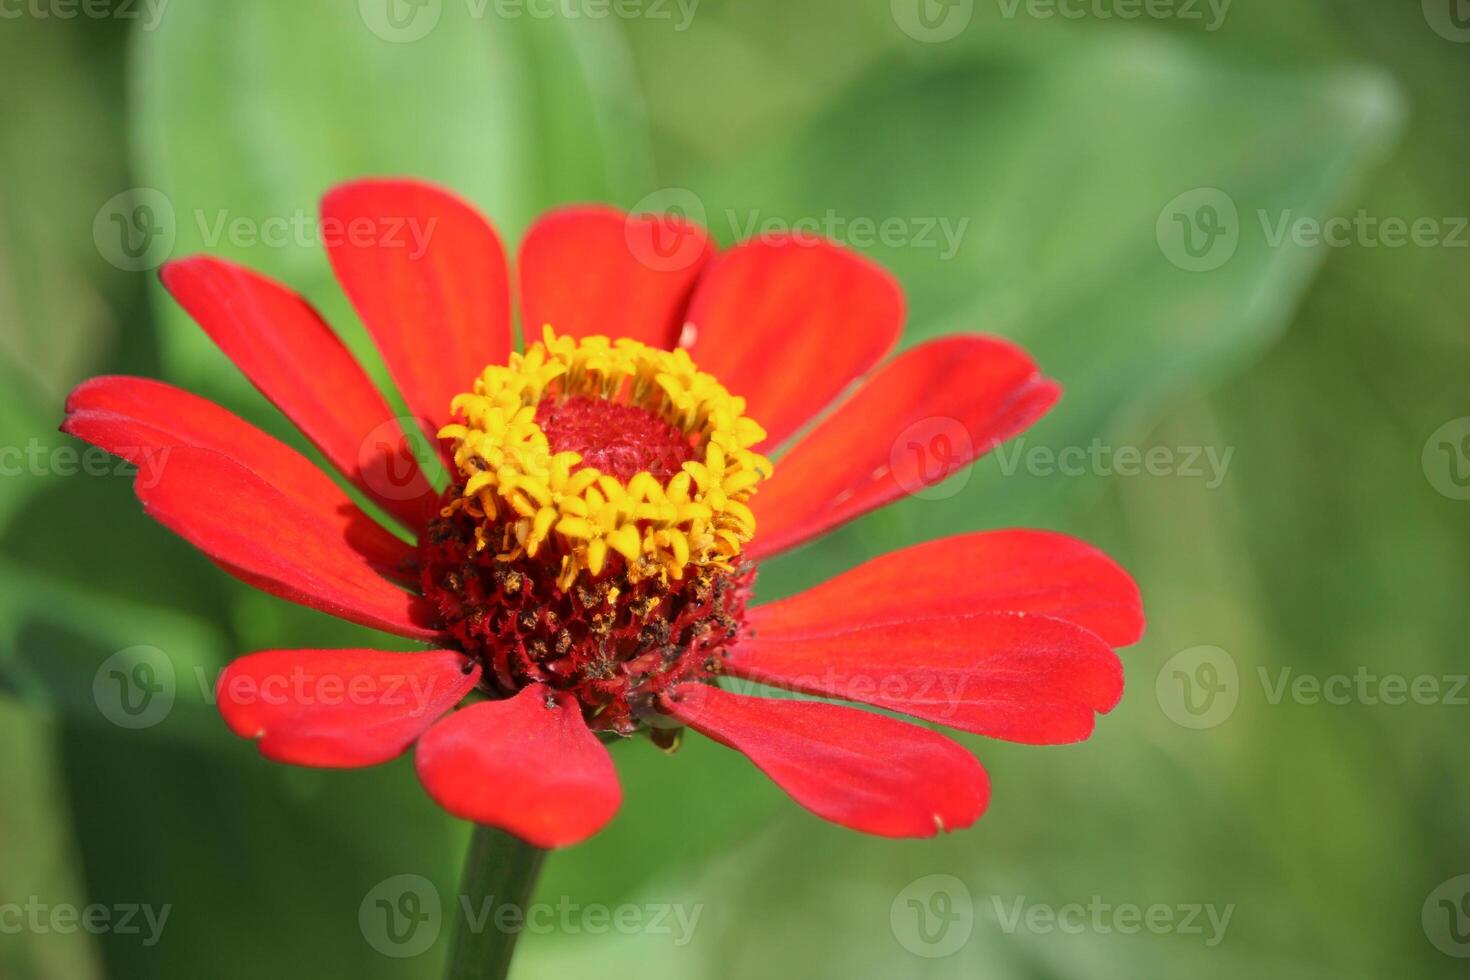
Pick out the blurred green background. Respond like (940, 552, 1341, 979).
(2, 1, 1468, 977)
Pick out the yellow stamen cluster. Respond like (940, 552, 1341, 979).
(438, 327, 771, 589)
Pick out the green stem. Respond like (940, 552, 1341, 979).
(445, 825, 547, 980)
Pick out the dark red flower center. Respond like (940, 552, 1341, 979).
(535, 395, 697, 481)
(418, 501, 751, 736)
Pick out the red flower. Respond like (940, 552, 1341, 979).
(62, 179, 1143, 848)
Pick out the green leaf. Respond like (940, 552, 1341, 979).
(0, 21, 132, 532)
(130, 0, 652, 408)
(0, 556, 229, 732)
(697, 34, 1402, 565)
(545, 29, 1406, 918)
(0, 701, 103, 980)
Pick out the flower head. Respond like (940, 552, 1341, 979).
(423, 326, 769, 735)
(62, 180, 1144, 848)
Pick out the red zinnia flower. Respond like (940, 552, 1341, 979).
(62, 179, 1143, 848)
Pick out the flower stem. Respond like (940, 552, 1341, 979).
(445, 825, 547, 980)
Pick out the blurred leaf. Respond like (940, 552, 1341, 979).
(696, 34, 1402, 574)
(0, 21, 122, 402)
(545, 26, 1406, 932)
(130, 0, 652, 409)
(58, 719, 466, 980)
(0, 20, 130, 531)
(0, 557, 229, 734)
(0, 701, 102, 980)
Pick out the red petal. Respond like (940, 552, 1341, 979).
(160, 256, 437, 529)
(728, 613, 1123, 745)
(135, 447, 439, 640)
(748, 335, 1060, 561)
(519, 205, 714, 349)
(415, 686, 621, 848)
(218, 648, 478, 767)
(683, 234, 903, 449)
(663, 684, 989, 837)
(321, 178, 511, 444)
(61, 376, 416, 584)
(750, 529, 1144, 648)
